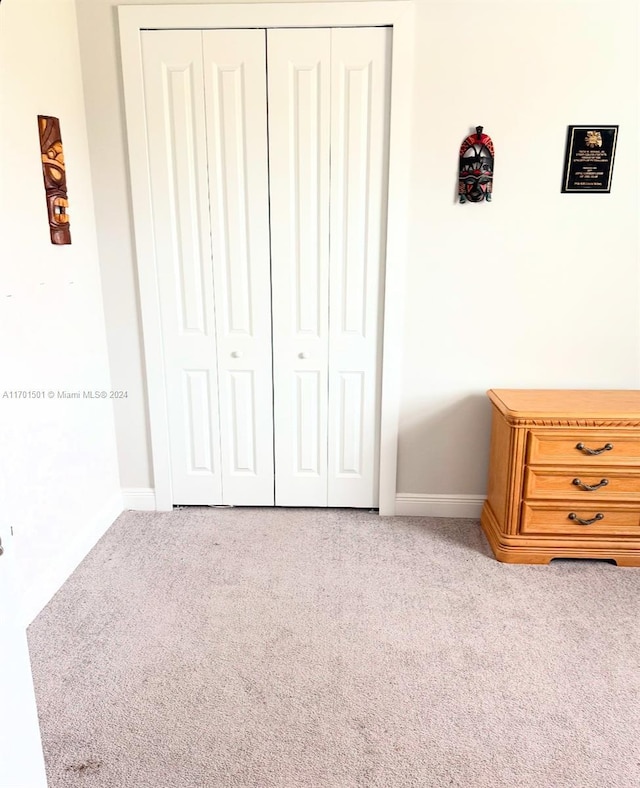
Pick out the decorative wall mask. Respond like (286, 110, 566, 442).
(458, 126, 494, 204)
(38, 115, 71, 244)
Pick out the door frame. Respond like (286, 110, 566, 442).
(119, 1, 415, 515)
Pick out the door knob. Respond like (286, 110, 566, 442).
(298, 352, 309, 359)
(231, 351, 243, 358)
(0, 537, 4, 557)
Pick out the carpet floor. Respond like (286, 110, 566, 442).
(28, 508, 640, 788)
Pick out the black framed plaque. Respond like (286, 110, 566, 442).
(561, 125, 618, 193)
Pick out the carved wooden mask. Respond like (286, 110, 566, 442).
(38, 115, 71, 244)
(458, 126, 494, 204)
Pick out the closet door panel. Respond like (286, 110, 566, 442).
(141, 31, 223, 504)
(268, 28, 331, 506)
(203, 29, 274, 505)
(328, 27, 391, 507)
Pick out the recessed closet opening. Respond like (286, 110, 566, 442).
(119, 3, 414, 514)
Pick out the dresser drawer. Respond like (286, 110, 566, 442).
(527, 430, 640, 466)
(521, 502, 640, 537)
(524, 467, 640, 501)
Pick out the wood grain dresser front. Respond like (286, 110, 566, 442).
(480, 389, 640, 566)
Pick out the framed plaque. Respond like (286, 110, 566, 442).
(561, 125, 618, 193)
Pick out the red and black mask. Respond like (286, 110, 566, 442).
(458, 126, 494, 204)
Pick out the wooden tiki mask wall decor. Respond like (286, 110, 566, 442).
(38, 115, 71, 244)
(458, 126, 494, 204)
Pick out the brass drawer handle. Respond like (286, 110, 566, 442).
(568, 512, 605, 526)
(572, 478, 609, 492)
(575, 442, 613, 455)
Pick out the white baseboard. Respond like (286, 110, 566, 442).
(122, 487, 156, 510)
(22, 491, 123, 626)
(121, 488, 483, 518)
(395, 493, 485, 518)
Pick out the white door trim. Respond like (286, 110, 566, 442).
(118, 1, 414, 515)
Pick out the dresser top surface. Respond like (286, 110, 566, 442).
(489, 389, 640, 421)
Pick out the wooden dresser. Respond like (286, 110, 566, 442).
(481, 389, 640, 566)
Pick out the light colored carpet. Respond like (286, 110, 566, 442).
(28, 508, 640, 788)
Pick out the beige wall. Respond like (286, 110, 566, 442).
(0, 0, 121, 616)
(398, 0, 639, 495)
(75, 0, 639, 499)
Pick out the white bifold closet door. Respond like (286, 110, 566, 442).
(140, 26, 390, 508)
(268, 28, 390, 507)
(141, 29, 274, 506)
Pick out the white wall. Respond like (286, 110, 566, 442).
(0, 0, 122, 622)
(398, 0, 639, 498)
(75, 0, 639, 507)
